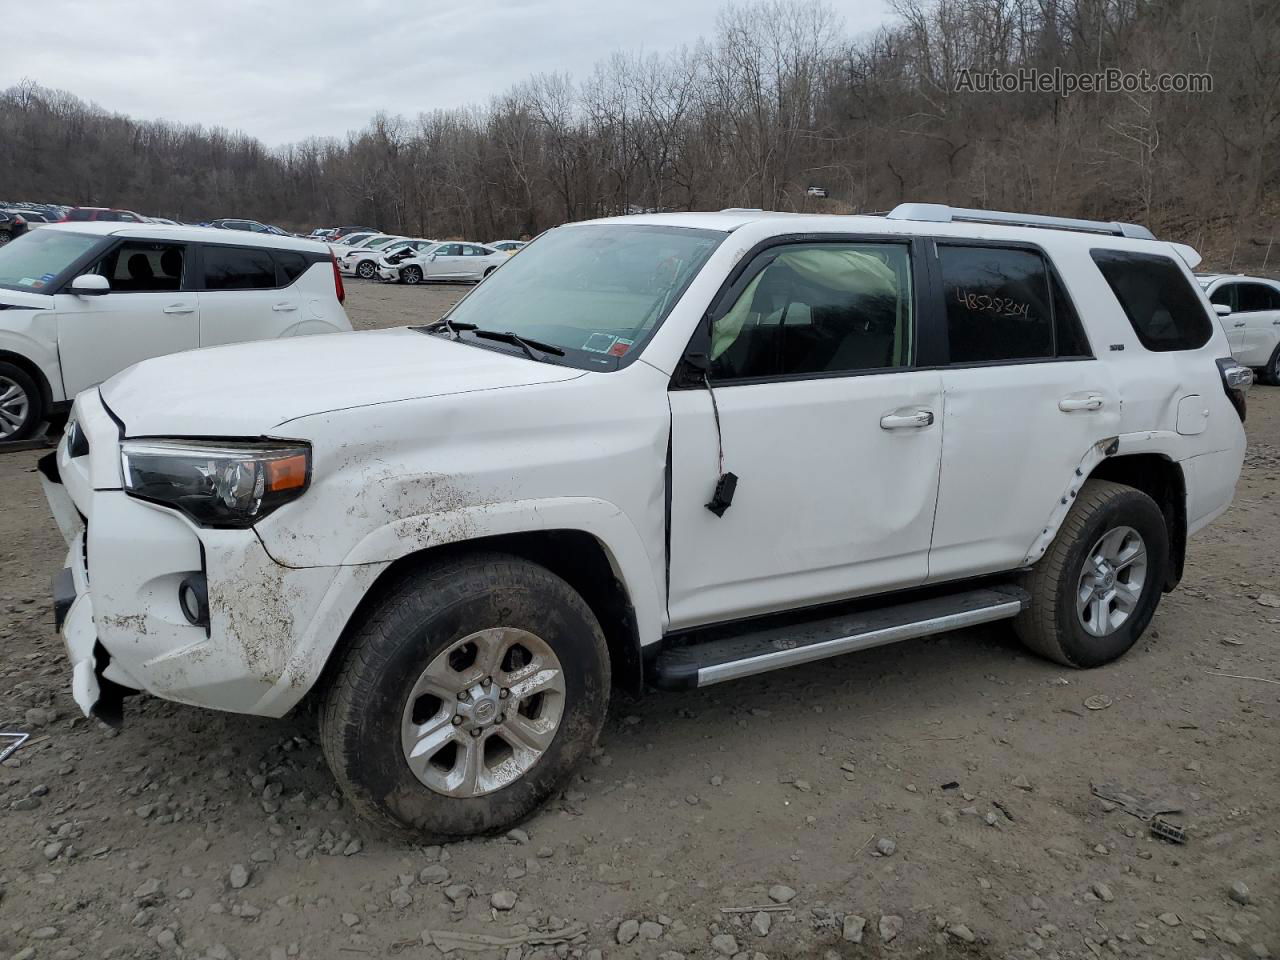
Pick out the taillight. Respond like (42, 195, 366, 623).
(331, 252, 346, 304)
(1216, 357, 1252, 422)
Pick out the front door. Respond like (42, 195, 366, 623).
(55, 240, 198, 396)
(1234, 281, 1280, 367)
(668, 239, 943, 629)
(426, 244, 465, 280)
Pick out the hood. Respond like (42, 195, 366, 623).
(0, 289, 54, 310)
(100, 327, 584, 437)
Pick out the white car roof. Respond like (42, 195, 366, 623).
(574, 209, 1193, 260)
(38, 221, 331, 254)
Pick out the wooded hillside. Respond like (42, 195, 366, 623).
(2, 0, 1276, 268)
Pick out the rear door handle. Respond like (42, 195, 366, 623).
(162, 304, 195, 315)
(1233, 321, 1247, 327)
(1059, 394, 1104, 412)
(880, 410, 934, 430)
(272, 302, 299, 312)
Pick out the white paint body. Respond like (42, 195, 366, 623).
(383, 243, 508, 282)
(0, 223, 351, 403)
(42, 211, 1246, 722)
(1199, 274, 1280, 369)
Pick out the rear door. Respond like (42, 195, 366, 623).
(924, 241, 1120, 583)
(195, 243, 301, 347)
(54, 239, 198, 395)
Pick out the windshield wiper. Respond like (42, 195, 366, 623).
(417, 318, 476, 339)
(471, 329, 566, 361)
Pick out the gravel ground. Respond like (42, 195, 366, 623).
(0, 278, 1277, 960)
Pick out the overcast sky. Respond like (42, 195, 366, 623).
(4, 0, 890, 147)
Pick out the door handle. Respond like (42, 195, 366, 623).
(272, 302, 299, 312)
(880, 410, 934, 430)
(162, 304, 194, 314)
(1058, 395, 1104, 412)
(1233, 321, 1246, 327)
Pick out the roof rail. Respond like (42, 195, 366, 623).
(885, 203, 1156, 241)
(720, 207, 764, 213)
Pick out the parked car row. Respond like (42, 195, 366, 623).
(330, 231, 525, 285)
(1199, 273, 1280, 384)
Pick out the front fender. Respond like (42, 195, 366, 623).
(331, 496, 665, 650)
(0, 323, 64, 402)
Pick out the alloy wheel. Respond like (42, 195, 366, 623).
(0, 375, 31, 439)
(1075, 525, 1148, 637)
(400, 628, 566, 797)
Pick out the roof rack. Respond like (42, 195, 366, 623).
(885, 203, 1156, 241)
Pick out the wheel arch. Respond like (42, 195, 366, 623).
(1086, 453, 1187, 591)
(313, 530, 646, 708)
(0, 347, 57, 410)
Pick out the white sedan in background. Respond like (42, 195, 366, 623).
(487, 240, 526, 254)
(378, 242, 508, 285)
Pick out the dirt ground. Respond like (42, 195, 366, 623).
(1, 277, 1276, 960)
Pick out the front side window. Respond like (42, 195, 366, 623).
(711, 242, 913, 380)
(92, 241, 186, 292)
(939, 245, 1055, 363)
(1209, 283, 1237, 310)
(1091, 249, 1212, 351)
(440, 223, 723, 371)
(0, 229, 104, 293)
(433, 243, 462, 257)
(202, 246, 277, 290)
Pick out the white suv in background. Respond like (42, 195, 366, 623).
(0, 223, 351, 441)
(42, 205, 1248, 840)
(1200, 273, 1280, 383)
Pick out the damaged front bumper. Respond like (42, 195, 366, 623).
(39, 395, 383, 724)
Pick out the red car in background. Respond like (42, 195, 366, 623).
(61, 207, 146, 223)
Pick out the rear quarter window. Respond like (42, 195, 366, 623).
(1090, 249, 1212, 351)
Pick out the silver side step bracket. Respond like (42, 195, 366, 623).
(652, 586, 1029, 689)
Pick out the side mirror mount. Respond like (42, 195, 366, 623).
(428, 253, 437, 261)
(1213, 303, 1232, 317)
(70, 274, 110, 297)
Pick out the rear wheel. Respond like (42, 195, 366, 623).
(402, 265, 423, 285)
(0, 362, 43, 442)
(1014, 480, 1168, 668)
(320, 553, 610, 838)
(483, 266, 496, 279)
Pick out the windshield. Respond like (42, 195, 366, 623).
(441, 223, 724, 370)
(0, 230, 103, 293)
(366, 236, 399, 249)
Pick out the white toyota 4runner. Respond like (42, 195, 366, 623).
(41, 205, 1250, 838)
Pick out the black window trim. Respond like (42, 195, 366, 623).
(192, 241, 327, 292)
(671, 232, 934, 390)
(927, 236, 1095, 369)
(1089, 246, 1213, 353)
(84, 237, 194, 293)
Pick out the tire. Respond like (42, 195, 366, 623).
(402, 265, 423, 285)
(356, 260, 377, 280)
(1263, 342, 1280, 386)
(320, 552, 611, 839)
(0, 361, 43, 443)
(0, 232, 10, 246)
(1014, 479, 1168, 668)
(483, 266, 496, 279)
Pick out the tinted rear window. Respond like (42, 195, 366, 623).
(66, 209, 94, 221)
(203, 246, 277, 290)
(275, 251, 309, 284)
(1090, 249, 1212, 351)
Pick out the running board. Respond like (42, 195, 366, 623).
(653, 586, 1029, 689)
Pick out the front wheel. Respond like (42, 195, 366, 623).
(1014, 479, 1168, 668)
(356, 260, 377, 279)
(1263, 342, 1280, 386)
(402, 265, 423, 285)
(320, 553, 611, 838)
(0, 362, 43, 442)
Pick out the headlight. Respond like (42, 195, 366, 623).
(120, 439, 310, 528)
